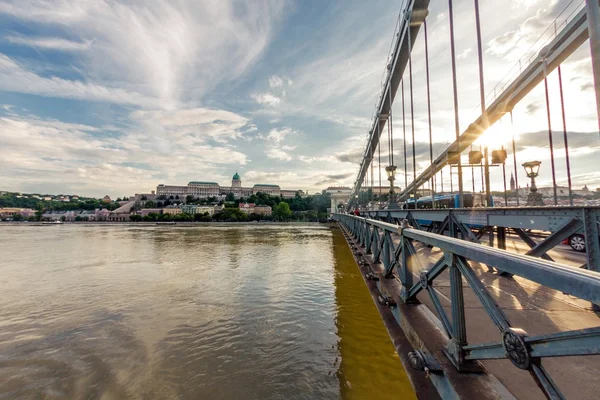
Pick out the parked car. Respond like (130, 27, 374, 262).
(562, 234, 586, 252)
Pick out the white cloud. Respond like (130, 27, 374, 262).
(0, 110, 249, 196)
(266, 127, 294, 143)
(269, 75, 283, 88)
(456, 48, 472, 60)
(0, 53, 155, 106)
(130, 107, 252, 144)
(0, 0, 289, 108)
(244, 170, 299, 182)
(262, 128, 298, 161)
(5, 35, 92, 51)
(266, 147, 293, 161)
(485, 1, 564, 62)
(251, 92, 281, 106)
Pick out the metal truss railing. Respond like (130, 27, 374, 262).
(334, 213, 600, 399)
(361, 206, 600, 275)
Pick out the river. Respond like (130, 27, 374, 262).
(0, 224, 414, 399)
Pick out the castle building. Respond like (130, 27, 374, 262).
(156, 172, 303, 200)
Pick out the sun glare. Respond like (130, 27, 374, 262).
(475, 122, 518, 150)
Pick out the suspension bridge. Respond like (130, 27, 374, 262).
(333, 0, 600, 399)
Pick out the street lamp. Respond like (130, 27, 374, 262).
(385, 165, 399, 209)
(522, 161, 544, 206)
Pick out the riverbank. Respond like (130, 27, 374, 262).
(0, 221, 331, 227)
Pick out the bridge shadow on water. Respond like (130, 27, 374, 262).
(331, 227, 416, 400)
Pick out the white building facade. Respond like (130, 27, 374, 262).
(156, 173, 302, 199)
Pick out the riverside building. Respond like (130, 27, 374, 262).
(156, 173, 303, 200)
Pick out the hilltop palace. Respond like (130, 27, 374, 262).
(156, 172, 304, 199)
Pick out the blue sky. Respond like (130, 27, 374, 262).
(0, 0, 598, 198)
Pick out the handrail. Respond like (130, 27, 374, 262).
(334, 213, 600, 399)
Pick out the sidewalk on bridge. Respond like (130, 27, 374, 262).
(413, 243, 600, 400)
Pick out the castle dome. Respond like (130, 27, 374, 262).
(233, 172, 240, 180)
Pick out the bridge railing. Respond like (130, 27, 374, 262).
(334, 213, 600, 399)
(361, 206, 600, 275)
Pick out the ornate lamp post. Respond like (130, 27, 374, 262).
(385, 165, 400, 209)
(522, 161, 544, 206)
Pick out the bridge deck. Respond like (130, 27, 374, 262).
(340, 224, 600, 399)
(415, 244, 599, 400)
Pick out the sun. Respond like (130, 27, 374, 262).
(474, 121, 518, 150)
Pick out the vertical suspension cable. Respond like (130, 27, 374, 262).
(542, 62, 558, 205)
(510, 111, 520, 206)
(365, 155, 369, 205)
(402, 80, 408, 193)
(474, 0, 491, 206)
(387, 108, 392, 204)
(407, 16, 417, 201)
(448, 0, 464, 206)
(480, 145, 484, 192)
(378, 124, 382, 204)
(370, 143, 374, 204)
(557, 64, 573, 206)
(388, 82, 396, 205)
(472, 155, 476, 193)
(424, 19, 435, 209)
(387, 113, 392, 166)
(500, 116, 508, 205)
(389, 84, 394, 168)
(502, 150, 508, 205)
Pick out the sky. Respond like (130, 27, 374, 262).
(0, 0, 598, 198)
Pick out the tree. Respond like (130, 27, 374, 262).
(273, 201, 292, 221)
(212, 208, 247, 222)
(75, 216, 82, 221)
(60, 216, 66, 222)
(248, 212, 262, 221)
(146, 212, 160, 221)
(12, 213, 23, 221)
(116, 197, 122, 202)
(130, 214, 142, 222)
(194, 212, 212, 222)
(318, 212, 329, 223)
(225, 192, 235, 202)
(186, 195, 195, 204)
(145, 200, 156, 208)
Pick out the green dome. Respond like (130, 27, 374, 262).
(233, 172, 240, 180)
